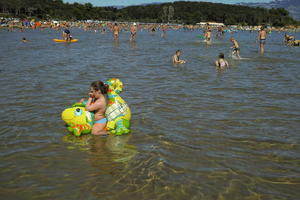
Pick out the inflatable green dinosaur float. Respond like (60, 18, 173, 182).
(62, 78, 131, 136)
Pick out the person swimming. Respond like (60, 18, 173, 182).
(22, 37, 27, 42)
(215, 53, 229, 69)
(172, 50, 186, 64)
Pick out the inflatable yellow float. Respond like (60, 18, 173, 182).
(53, 39, 78, 43)
(62, 78, 131, 136)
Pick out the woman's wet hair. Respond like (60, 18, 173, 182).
(219, 53, 225, 59)
(91, 81, 108, 94)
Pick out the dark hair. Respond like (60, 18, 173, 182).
(176, 49, 181, 54)
(91, 81, 108, 94)
(219, 53, 224, 59)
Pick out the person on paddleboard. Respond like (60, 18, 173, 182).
(63, 28, 71, 41)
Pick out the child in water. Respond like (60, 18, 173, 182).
(80, 81, 108, 135)
(230, 37, 240, 58)
(215, 53, 229, 69)
(172, 50, 186, 64)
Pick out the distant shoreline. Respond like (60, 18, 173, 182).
(1, 18, 299, 32)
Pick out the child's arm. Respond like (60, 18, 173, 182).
(85, 97, 106, 112)
(85, 97, 100, 112)
(225, 60, 229, 67)
(215, 60, 219, 67)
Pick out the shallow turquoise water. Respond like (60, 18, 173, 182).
(0, 28, 300, 199)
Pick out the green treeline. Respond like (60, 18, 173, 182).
(0, 0, 298, 26)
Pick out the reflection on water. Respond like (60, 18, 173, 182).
(0, 28, 300, 199)
(63, 134, 137, 163)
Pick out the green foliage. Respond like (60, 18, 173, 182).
(0, 0, 298, 26)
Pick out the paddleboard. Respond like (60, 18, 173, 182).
(53, 39, 78, 43)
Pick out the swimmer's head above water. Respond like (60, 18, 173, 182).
(175, 49, 181, 56)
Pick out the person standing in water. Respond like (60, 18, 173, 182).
(161, 24, 167, 38)
(217, 26, 225, 38)
(172, 50, 186, 64)
(258, 26, 267, 53)
(113, 23, 119, 40)
(204, 23, 212, 44)
(130, 22, 137, 41)
(230, 37, 241, 59)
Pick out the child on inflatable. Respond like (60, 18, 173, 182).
(80, 81, 108, 135)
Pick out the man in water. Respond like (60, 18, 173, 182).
(230, 37, 240, 59)
(258, 26, 267, 53)
(113, 23, 119, 40)
(63, 28, 71, 41)
(172, 50, 186, 64)
(130, 22, 137, 41)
